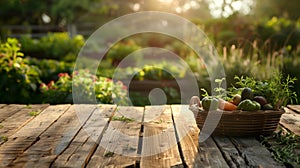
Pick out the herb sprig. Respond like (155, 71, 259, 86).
(234, 72, 297, 109)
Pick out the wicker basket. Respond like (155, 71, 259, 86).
(189, 96, 285, 136)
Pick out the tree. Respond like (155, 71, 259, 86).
(0, 0, 48, 25)
(0, 0, 108, 26)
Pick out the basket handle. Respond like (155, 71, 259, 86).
(189, 96, 201, 113)
(189, 96, 201, 107)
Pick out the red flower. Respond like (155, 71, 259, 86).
(58, 73, 65, 77)
(40, 83, 48, 91)
(47, 81, 55, 89)
(58, 73, 70, 78)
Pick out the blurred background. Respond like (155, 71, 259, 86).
(0, 0, 299, 106)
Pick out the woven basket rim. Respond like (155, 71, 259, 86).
(196, 109, 285, 115)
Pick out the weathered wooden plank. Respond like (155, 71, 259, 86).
(287, 105, 300, 114)
(0, 105, 71, 167)
(53, 105, 117, 168)
(0, 104, 7, 109)
(0, 104, 26, 122)
(198, 137, 230, 168)
(140, 105, 183, 168)
(86, 106, 143, 168)
(171, 105, 204, 167)
(213, 136, 247, 168)
(230, 137, 284, 168)
(280, 107, 300, 136)
(10, 104, 97, 167)
(0, 104, 49, 145)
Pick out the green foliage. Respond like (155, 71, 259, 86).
(111, 62, 187, 81)
(259, 129, 300, 167)
(106, 40, 141, 66)
(40, 70, 129, 105)
(28, 58, 74, 83)
(201, 16, 300, 53)
(0, 0, 47, 25)
(40, 73, 72, 104)
(1, 136, 8, 142)
(256, 17, 300, 51)
(20, 33, 85, 61)
(282, 54, 300, 103)
(254, 0, 300, 20)
(234, 73, 297, 109)
(0, 38, 41, 103)
(28, 110, 40, 116)
(112, 115, 134, 122)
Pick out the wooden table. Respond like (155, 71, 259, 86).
(0, 104, 299, 168)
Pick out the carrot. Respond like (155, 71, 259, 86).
(218, 99, 237, 111)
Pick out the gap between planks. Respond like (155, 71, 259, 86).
(86, 106, 143, 168)
(0, 104, 49, 145)
(0, 104, 71, 167)
(50, 104, 116, 168)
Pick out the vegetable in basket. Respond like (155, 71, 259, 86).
(237, 99, 261, 111)
(201, 97, 219, 111)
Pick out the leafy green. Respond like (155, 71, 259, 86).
(28, 110, 40, 117)
(259, 129, 300, 167)
(0, 38, 41, 103)
(234, 72, 297, 109)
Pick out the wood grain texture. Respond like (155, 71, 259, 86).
(87, 106, 143, 168)
(10, 105, 96, 168)
(287, 105, 300, 114)
(140, 105, 183, 168)
(0, 104, 7, 109)
(0, 104, 26, 122)
(213, 136, 247, 168)
(0, 104, 49, 145)
(280, 107, 300, 136)
(0, 105, 70, 167)
(0, 104, 295, 167)
(230, 137, 284, 168)
(52, 105, 116, 168)
(171, 105, 202, 167)
(198, 137, 230, 168)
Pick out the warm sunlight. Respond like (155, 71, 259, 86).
(208, 0, 253, 17)
(158, 0, 174, 4)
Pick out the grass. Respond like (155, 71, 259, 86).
(1, 136, 8, 142)
(111, 116, 135, 122)
(28, 110, 40, 116)
(26, 104, 32, 109)
(258, 129, 300, 167)
(112, 116, 134, 122)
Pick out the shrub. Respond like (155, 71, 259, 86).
(0, 38, 41, 103)
(256, 17, 300, 52)
(28, 58, 74, 83)
(110, 62, 187, 81)
(19, 33, 84, 61)
(105, 39, 141, 67)
(40, 70, 129, 105)
(282, 53, 300, 103)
